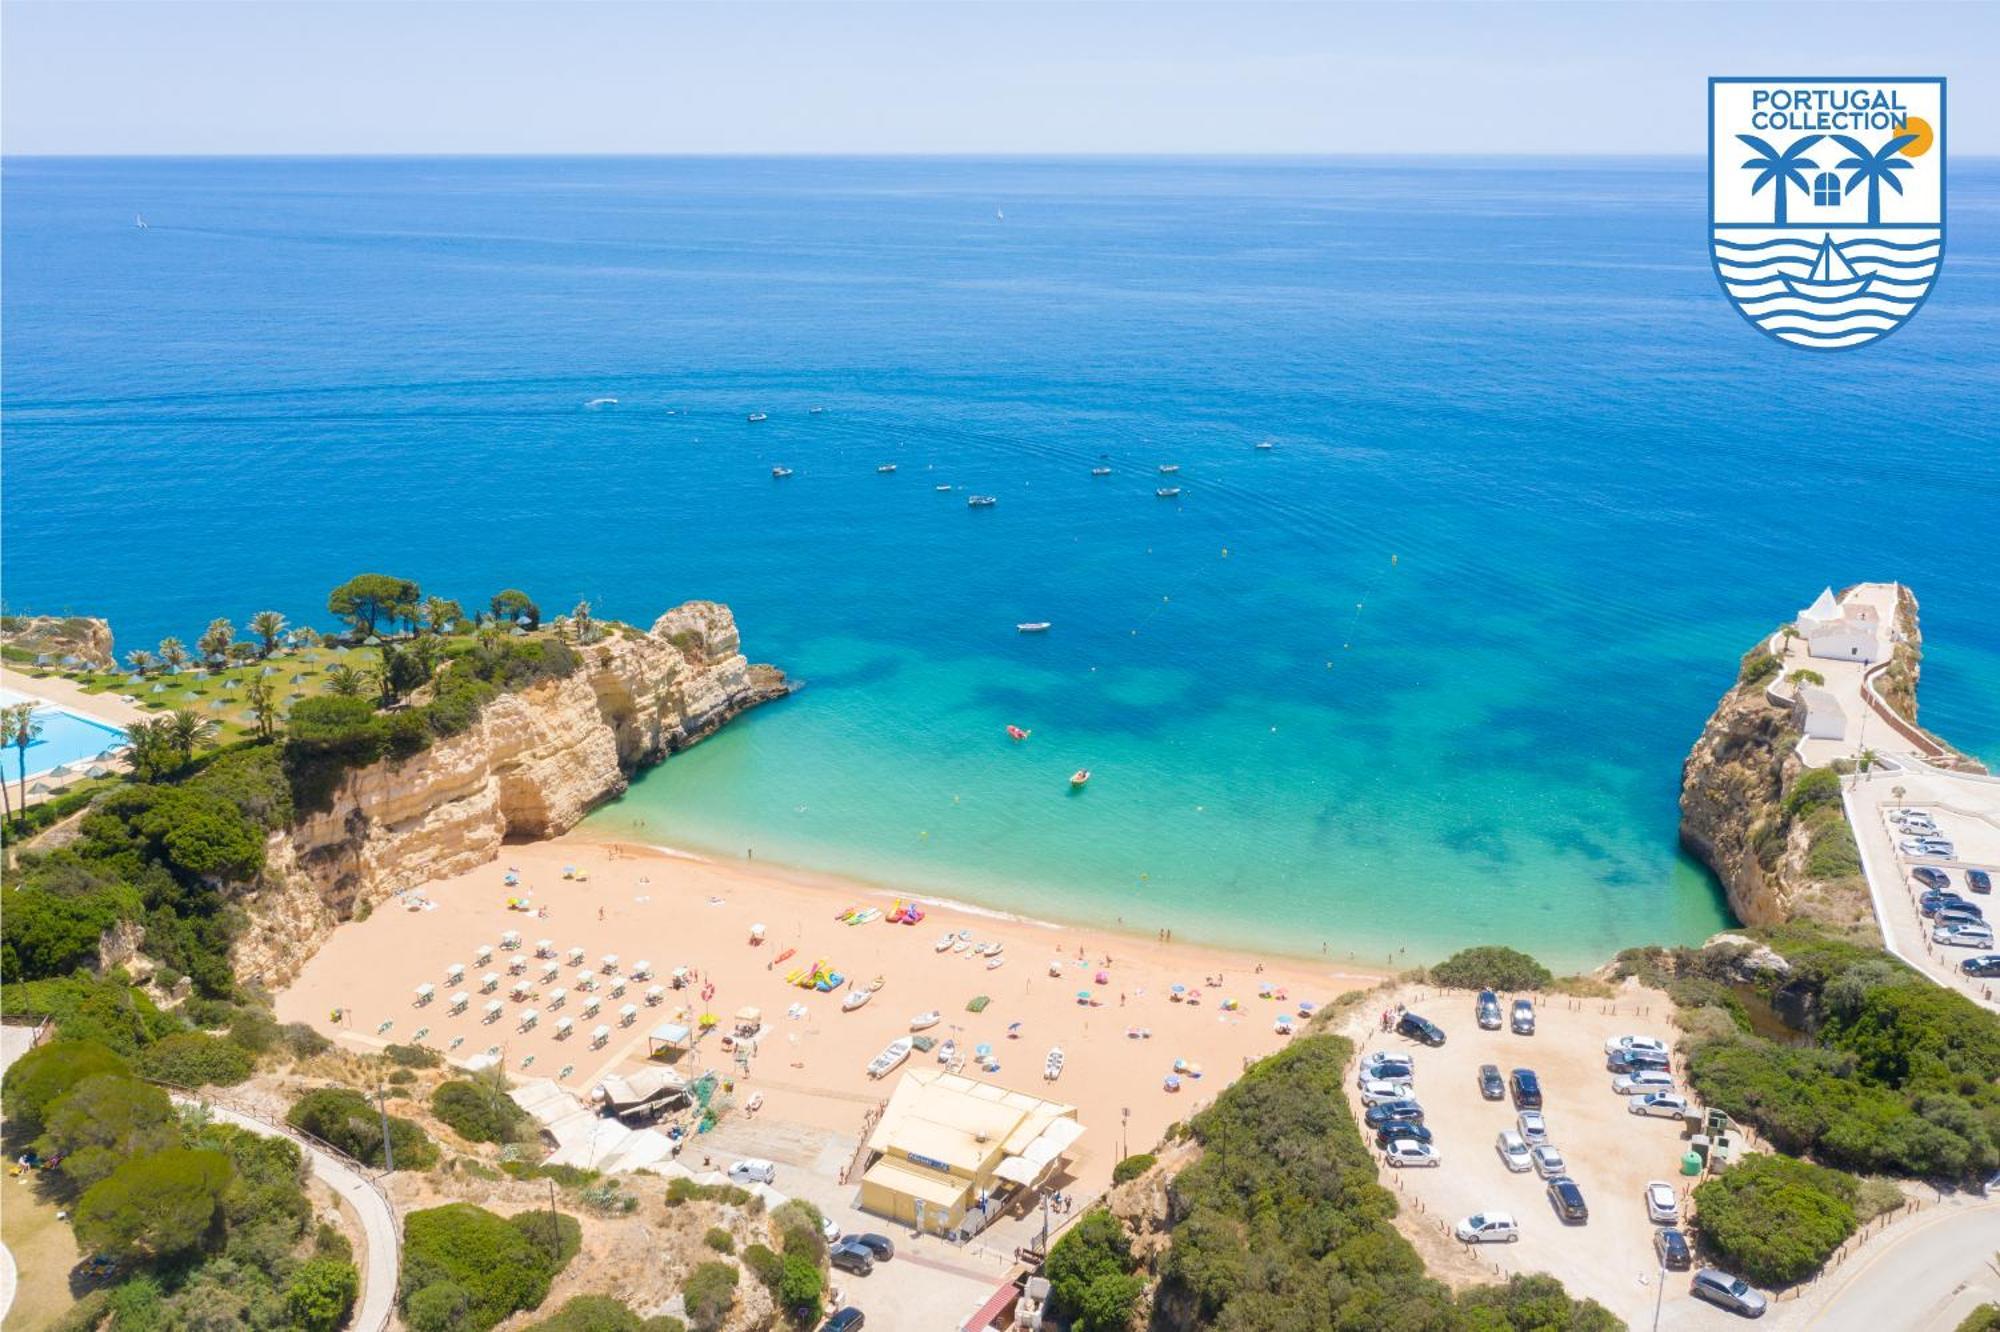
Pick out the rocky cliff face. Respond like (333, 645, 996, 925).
(1, 614, 116, 670)
(234, 602, 786, 987)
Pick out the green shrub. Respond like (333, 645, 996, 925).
(704, 1226, 735, 1253)
(681, 1262, 738, 1332)
(1740, 650, 1781, 685)
(1956, 1306, 2000, 1332)
(1111, 1153, 1157, 1186)
(777, 1251, 823, 1328)
(286, 1257, 361, 1332)
(742, 1242, 783, 1290)
(1429, 945, 1554, 992)
(137, 1031, 254, 1087)
(432, 1078, 529, 1144)
(1693, 1153, 1858, 1286)
(282, 1021, 333, 1057)
(399, 1203, 578, 1332)
(1046, 1210, 1142, 1332)
(287, 1086, 438, 1170)
(74, 1147, 233, 1261)
(524, 1296, 688, 1332)
(386, 1041, 444, 1068)
(1784, 767, 1844, 818)
(0, 1038, 130, 1134)
(38, 1072, 179, 1190)
(0, 974, 178, 1054)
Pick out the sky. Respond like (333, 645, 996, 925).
(2, 1, 1994, 156)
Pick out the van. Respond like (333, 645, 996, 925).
(728, 1158, 777, 1185)
(1453, 1212, 1519, 1244)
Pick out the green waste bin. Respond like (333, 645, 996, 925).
(1681, 1151, 1703, 1177)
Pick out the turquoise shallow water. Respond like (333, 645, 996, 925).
(4, 157, 1997, 969)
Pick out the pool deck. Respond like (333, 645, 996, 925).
(0, 665, 141, 803)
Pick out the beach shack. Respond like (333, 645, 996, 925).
(857, 1068, 1083, 1237)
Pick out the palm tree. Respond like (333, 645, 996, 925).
(127, 717, 180, 782)
(198, 617, 235, 665)
(166, 707, 217, 767)
(294, 626, 323, 652)
(571, 600, 594, 644)
(0, 709, 16, 829)
(244, 675, 279, 742)
(1737, 133, 1823, 224)
(325, 663, 365, 697)
(421, 597, 464, 637)
(248, 610, 288, 657)
(8, 703, 42, 820)
(125, 648, 157, 677)
(1832, 132, 1918, 225)
(157, 637, 189, 673)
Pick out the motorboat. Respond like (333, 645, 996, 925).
(868, 1038, 913, 1079)
(1070, 769, 1091, 788)
(1158, 464, 1180, 474)
(1044, 1046, 1065, 1081)
(1255, 440, 1275, 450)
(935, 933, 956, 952)
(1090, 466, 1112, 476)
(1016, 622, 1051, 633)
(936, 1038, 957, 1063)
(1156, 487, 1181, 498)
(935, 483, 953, 492)
(771, 466, 793, 478)
(986, 956, 1007, 971)
(877, 463, 898, 474)
(747, 412, 769, 422)
(585, 397, 619, 408)
(809, 406, 825, 414)
(967, 495, 998, 508)
(910, 1011, 941, 1031)
(1006, 724, 1031, 741)
(841, 989, 873, 1012)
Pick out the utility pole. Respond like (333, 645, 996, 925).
(545, 1177, 561, 1260)
(375, 1083, 395, 1174)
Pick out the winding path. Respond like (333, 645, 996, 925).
(1771, 1194, 2000, 1330)
(173, 1095, 399, 1332)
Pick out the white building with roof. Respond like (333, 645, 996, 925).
(1796, 587, 1883, 664)
(1796, 686, 1848, 742)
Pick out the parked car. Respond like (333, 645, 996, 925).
(1969, 869, 1994, 896)
(1359, 1077, 1416, 1105)
(1919, 840, 1959, 858)
(1613, 1070, 1677, 1096)
(1360, 1057, 1415, 1085)
(1608, 1048, 1671, 1075)
(1396, 1012, 1447, 1046)
(819, 1310, 865, 1332)
(1517, 1109, 1549, 1145)
(1935, 922, 1995, 949)
(1510, 1068, 1543, 1108)
(1645, 1180, 1680, 1224)
(819, 1214, 841, 1245)
(1375, 1121, 1434, 1149)
(728, 1158, 777, 1185)
(1690, 1268, 1768, 1318)
(1454, 1211, 1520, 1244)
(1384, 1139, 1440, 1168)
(1921, 891, 1972, 917)
(1655, 1228, 1693, 1270)
(1511, 998, 1536, 1035)
(1495, 1130, 1533, 1172)
(1478, 1063, 1506, 1100)
(1364, 1099, 1424, 1129)
(1546, 1176, 1588, 1223)
(1476, 990, 1503, 1030)
(843, 1233, 895, 1261)
(1604, 1035, 1670, 1057)
(1530, 1144, 1566, 1179)
(1960, 955, 2000, 978)
(829, 1242, 875, 1277)
(1630, 1092, 1692, 1119)
(1936, 909, 1988, 933)
(1913, 867, 1952, 891)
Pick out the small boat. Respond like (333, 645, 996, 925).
(1006, 725, 1031, 741)
(910, 1011, 941, 1031)
(877, 464, 898, 474)
(952, 938, 971, 954)
(936, 1038, 957, 1063)
(1784, 234, 1872, 300)
(935, 483, 954, 492)
(771, 466, 793, 478)
(747, 412, 769, 423)
(841, 989, 873, 1012)
(1070, 769, 1091, 788)
(136, 214, 149, 229)
(585, 397, 619, 408)
(984, 940, 1004, 956)
(986, 956, 1007, 971)
(1044, 1046, 1065, 1081)
(1016, 622, 1051, 633)
(996, 208, 1005, 221)
(1090, 466, 1112, 476)
(967, 495, 998, 508)
(1158, 464, 1180, 474)
(809, 406, 825, 414)
(1156, 487, 1181, 498)
(868, 1037, 913, 1078)
(935, 933, 956, 952)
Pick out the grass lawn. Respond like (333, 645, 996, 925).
(2, 1164, 82, 1328)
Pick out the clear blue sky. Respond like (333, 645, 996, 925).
(3, 1, 1992, 155)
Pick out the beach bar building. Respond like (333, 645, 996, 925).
(858, 1068, 1082, 1236)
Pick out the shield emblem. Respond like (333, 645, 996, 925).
(1710, 78, 1944, 350)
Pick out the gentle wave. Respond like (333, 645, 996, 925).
(1736, 298, 1922, 320)
(1724, 282, 1922, 309)
(1713, 234, 1941, 255)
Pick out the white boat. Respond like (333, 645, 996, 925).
(1044, 1046, 1065, 1081)
(841, 989, 873, 1012)
(967, 495, 998, 508)
(986, 956, 1007, 971)
(934, 933, 956, 952)
(1255, 440, 1275, 450)
(910, 1011, 941, 1031)
(1091, 466, 1112, 476)
(984, 940, 1005, 956)
(585, 397, 618, 408)
(1158, 464, 1180, 474)
(868, 1037, 914, 1078)
(1156, 487, 1181, 498)
(996, 208, 1005, 221)
(936, 1038, 957, 1063)
(877, 463, 898, 474)
(1784, 234, 1872, 299)
(747, 412, 769, 422)
(771, 466, 793, 478)
(809, 406, 825, 414)
(935, 484, 953, 492)
(952, 938, 970, 953)
(1017, 622, 1051, 633)
(135, 214, 149, 229)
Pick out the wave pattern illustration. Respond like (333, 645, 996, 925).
(1713, 229, 1941, 348)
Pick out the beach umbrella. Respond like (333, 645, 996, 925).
(975, 1042, 993, 1058)
(86, 766, 110, 778)
(151, 684, 169, 693)
(124, 675, 144, 686)
(1095, 970, 1109, 985)
(209, 700, 228, 711)
(1173, 1057, 1188, 1073)
(363, 636, 381, 646)
(48, 763, 73, 778)
(290, 674, 306, 684)
(29, 781, 51, 795)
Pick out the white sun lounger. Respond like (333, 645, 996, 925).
(618, 1003, 638, 1027)
(548, 987, 568, 1009)
(448, 991, 470, 1014)
(481, 971, 500, 992)
(567, 946, 586, 966)
(501, 931, 522, 949)
(591, 1024, 611, 1048)
(446, 963, 465, 984)
(540, 963, 560, 982)
(483, 999, 503, 1023)
(608, 976, 626, 997)
(475, 944, 493, 964)
(518, 1008, 539, 1031)
(645, 985, 665, 1006)
(600, 953, 620, 974)
(414, 983, 436, 1005)
(554, 1016, 573, 1038)
(582, 996, 601, 1017)
(630, 960, 653, 979)
(536, 938, 555, 957)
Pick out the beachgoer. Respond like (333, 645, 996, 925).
(598, 907, 604, 921)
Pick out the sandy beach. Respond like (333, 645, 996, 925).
(275, 834, 1385, 1189)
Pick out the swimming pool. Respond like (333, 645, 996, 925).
(0, 688, 129, 778)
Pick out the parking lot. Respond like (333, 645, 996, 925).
(1848, 772, 2000, 1012)
(1346, 985, 1764, 1329)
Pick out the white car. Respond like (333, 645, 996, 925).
(727, 1158, 777, 1185)
(1495, 1130, 1533, 1173)
(1384, 1139, 1440, 1169)
(1604, 1035, 1671, 1057)
(1359, 1078, 1416, 1105)
(1517, 1110, 1549, 1145)
(1629, 1092, 1692, 1119)
(1530, 1144, 1566, 1179)
(1612, 1070, 1677, 1096)
(1454, 1211, 1520, 1244)
(1935, 924, 1995, 949)
(1645, 1180, 1680, 1224)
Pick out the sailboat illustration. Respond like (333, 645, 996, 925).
(1783, 234, 1871, 299)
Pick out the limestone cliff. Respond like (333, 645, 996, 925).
(0, 613, 116, 670)
(233, 602, 786, 987)
(1679, 639, 1869, 931)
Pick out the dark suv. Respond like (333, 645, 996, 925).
(1608, 1048, 1670, 1075)
(1364, 1099, 1424, 1129)
(829, 1242, 875, 1277)
(1396, 1012, 1446, 1046)
(842, 1233, 895, 1262)
(1970, 869, 1994, 895)
(1478, 1064, 1505, 1100)
(1654, 1228, 1692, 1270)
(1913, 866, 1951, 891)
(1510, 1068, 1543, 1109)
(819, 1311, 865, 1332)
(1546, 1176, 1588, 1223)
(1962, 955, 2000, 979)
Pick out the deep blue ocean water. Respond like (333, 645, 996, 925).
(5, 156, 1997, 968)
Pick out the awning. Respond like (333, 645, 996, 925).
(649, 1022, 692, 1046)
(1034, 1117, 1085, 1154)
(991, 1155, 1044, 1186)
(961, 1278, 1020, 1332)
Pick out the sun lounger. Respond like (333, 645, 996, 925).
(630, 960, 652, 979)
(475, 945, 493, 964)
(554, 1017, 573, 1039)
(481, 971, 500, 993)
(536, 938, 555, 957)
(518, 1008, 539, 1031)
(618, 1003, 638, 1027)
(501, 931, 522, 949)
(582, 997, 601, 1017)
(567, 946, 586, 966)
(608, 976, 626, 997)
(483, 1000, 503, 1023)
(600, 953, 619, 974)
(548, 988, 567, 1009)
(591, 1025, 611, 1048)
(414, 983, 435, 1005)
(446, 963, 465, 984)
(448, 992, 469, 1014)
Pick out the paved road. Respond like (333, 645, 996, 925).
(176, 1097, 399, 1332)
(1770, 1195, 2000, 1331)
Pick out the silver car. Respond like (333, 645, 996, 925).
(1517, 1109, 1549, 1145)
(1530, 1144, 1566, 1178)
(1495, 1130, 1533, 1173)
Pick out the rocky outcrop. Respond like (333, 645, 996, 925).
(0, 613, 115, 670)
(232, 602, 787, 987)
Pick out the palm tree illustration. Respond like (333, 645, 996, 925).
(1832, 133, 1919, 224)
(1737, 134, 1823, 224)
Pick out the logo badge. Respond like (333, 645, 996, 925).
(1710, 78, 1944, 350)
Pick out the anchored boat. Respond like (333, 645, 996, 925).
(1156, 486, 1181, 498)
(747, 412, 768, 422)
(1016, 622, 1050, 633)
(967, 495, 998, 508)
(1069, 769, 1091, 789)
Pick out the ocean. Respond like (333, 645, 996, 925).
(5, 156, 1996, 970)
